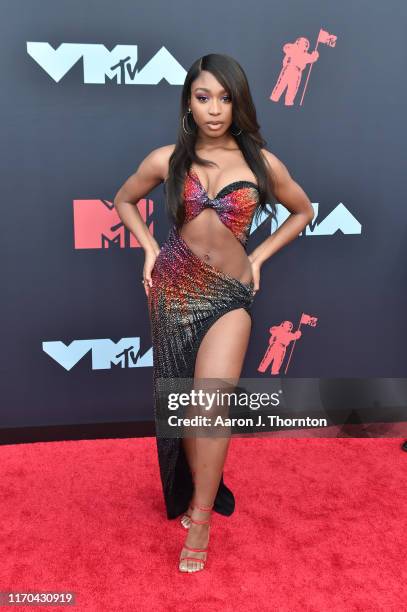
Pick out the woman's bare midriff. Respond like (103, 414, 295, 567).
(179, 209, 253, 285)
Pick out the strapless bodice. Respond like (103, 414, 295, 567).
(183, 168, 259, 247)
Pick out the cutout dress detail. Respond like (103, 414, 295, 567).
(147, 167, 259, 519)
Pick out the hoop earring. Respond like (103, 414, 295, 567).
(182, 108, 194, 134)
(231, 125, 242, 136)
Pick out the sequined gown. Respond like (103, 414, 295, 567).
(147, 167, 259, 519)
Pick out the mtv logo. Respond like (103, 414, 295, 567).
(73, 198, 154, 249)
(43, 338, 153, 370)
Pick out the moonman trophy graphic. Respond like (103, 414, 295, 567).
(257, 313, 318, 375)
(270, 28, 337, 106)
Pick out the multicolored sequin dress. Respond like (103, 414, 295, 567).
(147, 167, 259, 519)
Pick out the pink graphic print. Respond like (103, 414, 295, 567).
(270, 28, 337, 106)
(257, 313, 318, 375)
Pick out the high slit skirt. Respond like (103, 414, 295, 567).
(147, 224, 255, 519)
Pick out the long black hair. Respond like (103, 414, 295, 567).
(164, 53, 278, 230)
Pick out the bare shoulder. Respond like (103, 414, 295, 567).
(260, 148, 292, 183)
(113, 144, 176, 205)
(141, 143, 176, 182)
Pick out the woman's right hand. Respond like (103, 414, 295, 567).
(142, 247, 160, 297)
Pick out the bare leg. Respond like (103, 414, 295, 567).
(180, 437, 197, 526)
(179, 307, 251, 572)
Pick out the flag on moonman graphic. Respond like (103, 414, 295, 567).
(317, 28, 337, 47)
(300, 313, 318, 326)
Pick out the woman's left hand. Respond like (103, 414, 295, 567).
(248, 254, 262, 294)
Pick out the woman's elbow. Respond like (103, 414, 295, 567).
(306, 204, 314, 222)
(113, 189, 126, 209)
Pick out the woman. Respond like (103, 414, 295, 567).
(114, 53, 314, 573)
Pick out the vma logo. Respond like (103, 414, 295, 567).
(73, 198, 154, 249)
(43, 338, 152, 370)
(253, 202, 362, 236)
(26, 43, 186, 85)
(302, 202, 361, 236)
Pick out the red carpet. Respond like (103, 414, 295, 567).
(1, 437, 406, 611)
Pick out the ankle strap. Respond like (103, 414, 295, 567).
(194, 503, 213, 512)
(190, 516, 210, 525)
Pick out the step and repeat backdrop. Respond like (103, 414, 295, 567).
(1, 0, 406, 433)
